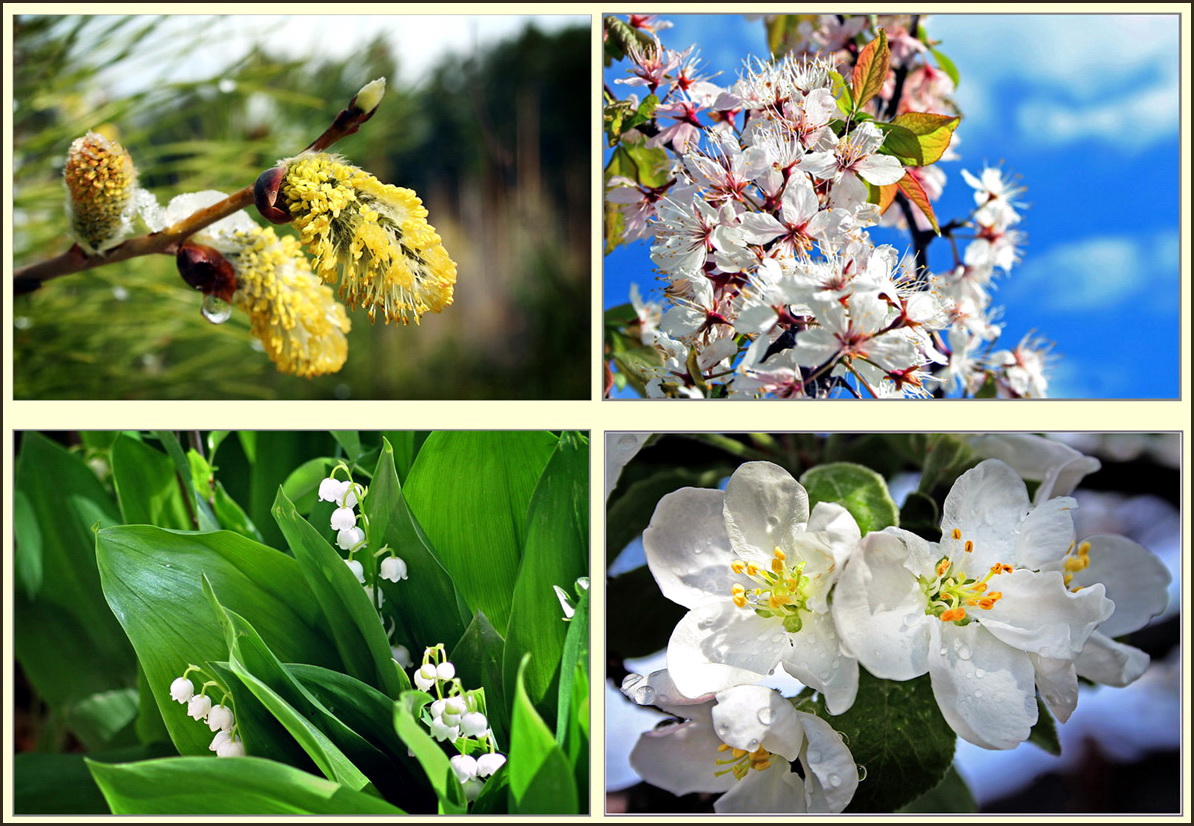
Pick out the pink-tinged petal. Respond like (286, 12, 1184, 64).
(979, 570, 1113, 658)
(1071, 534, 1170, 637)
(791, 328, 842, 367)
(712, 685, 805, 760)
(799, 712, 859, 813)
(737, 212, 786, 245)
(799, 151, 839, 181)
(856, 153, 905, 186)
(780, 179, 819, 225)
(714, 763, 807, 813)
(1075, 631, 1150, 687)
(668, 601, 786, 696)
(1013, 496, 1077, 571)
(930, 622, 1037, 749)
(630, 718, 735, 796)
(644, 487, 739, 609)
(778, 610, 858, 714)
(722, 461, 810, 566)
(1031, 654, 1078, 723)
(828, 172, 869, 210)
(832, 530, 932, 681)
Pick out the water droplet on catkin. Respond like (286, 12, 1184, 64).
(201, 293, 232, 324)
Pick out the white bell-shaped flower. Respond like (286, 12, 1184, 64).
(414, 663, 438, 691)
(330, 506, 357, 531)
(436, 661, 456, 681)
(460, 711, 488, 737)
(209, 730, 233, 751)
(477, 752, 506, 777)
(169, 677, 194, 703)
(429, 716, 459, 742)
(343, 557, 365, 583)
(442, 696, 467, 726)
(216, 735, 245, 758)
(207, 703, 235, 732)
(449, 754, 478, 783)
(379, 555, 408, 582)
(187, 694, 212, 721)
(318, 477, 348, 503)
(337, 526, 365, 552)
(391, 645, 412, 667)
(462, 777, 484, 802)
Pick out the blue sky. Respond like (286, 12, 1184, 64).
(604, 14, 1181, 399)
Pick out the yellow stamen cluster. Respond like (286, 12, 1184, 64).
(715, 742, 774, 780)
(222, 226, 351, 377)
(64, 131, 137, 255)
(729, 547, 811, 633)
(280, 153, 456, 325)
(922, 535, 1012, 624)
(1062, 540, 1092, 589)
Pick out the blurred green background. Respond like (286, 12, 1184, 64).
(12, 15, 591, 399)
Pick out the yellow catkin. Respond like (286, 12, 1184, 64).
(219, 226, 351, 377)
(63, 131, 137, 255)
(280, 152, 457, 325)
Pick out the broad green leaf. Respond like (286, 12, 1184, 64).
(245, 432, 337, 548)
(610, 345, 665, 397)
(134, 662, 171, 745)
(13, 489, 42, 597)
(14, 434, 134, 711)
(367, 438, 468, 651)
(154, 430, 219, 531)
(604, 302, 638, 327)
(918, 434, 980, 496)
(504, 434, 589, 725)
(393, 692, 468, 814)
(829, 70, 854, 117)
(892, 112, 961, 165)
(87, 756, 405, 815)
(602, 14, 654, 66)
(852, 29, 889, 110)
(14, 744, 175, 815)
(812, 668, 956, 813)
(95, 524, 339, 755)
(1028, 696, 1061, 755)
(205, 583, 375, 793)
(604, 143, 668, 254)
(272, 487, 404, 698)
(66, 688, 139, 751)
(110, 433, 193, 530)
(331, 431, 362, 461)
(896, 170, 941, 233)
(607, 565, 685, 659)
(380, 431, 418, 482)
(507, 654, 579, 814)
(555, 588, 589, 746)
(929, 46, 961, 87)
(898, 764, 977, 813)
(279, 456, 337, 515)
(211, 479, 262, 541)
(900, 490, 942, 541)
(450, 612, 509, 746)
(288, 664, 417, 765)
(765, 14, 802, 57)
(404, 431, 556, 633)
(876, 121, 925, 165)
(800, 462, 899, 535)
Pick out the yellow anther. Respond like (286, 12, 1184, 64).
(771, 558, 785, 573)
(1078, 541, 1091, 556)
(1064, 572, 1074, 586)
(773, 548, 786, 561)
(731, 583, 745, 595)
(937, 560, 951, 577)
(731, 748, 747, 759)
(991, 563, 1013, 574)
(1064, 555, 1089, 572)
(718, 743, 732, 752)
(732, 595, 747, 608)
(785, 577, 799, 590)
(746, 563, 760, 576)
(964, 540, 974, 553)
(731, 560, 746, 574)
(940, 607, 967, 622)
(951, 528, 963, 540)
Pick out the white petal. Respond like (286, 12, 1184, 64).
(623, 668, 717, 719)
(856, 153, 905, 186)
(979, 570, 1113, 658)
(965, 434, 1100, 501)
(941, 460, 1031, 561)
(1031, 654, 1078, 723)
(832, 530, 931, 681)
(1013, 497, 1077, 571)
(711, 685, 805, 760)
(1074, 631, 1150, 687)
(722, 462, 810, 566)
(929, 622, 1036, 749)
(715, 764, 807, 813)
(737, 212, 786, 245)
(799, 711, 859, 813)
(778, 610, 858, 715)
(630, 719, 735, 796)
(644, 487, 738, 610)
(1071, 534, 1170, 637)
(668, 602, 787, 697)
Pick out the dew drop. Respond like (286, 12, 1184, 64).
(633, 686, 656, 705)
(699, 616, 715, 629)
(757, 707, 775, 725)
(939, 646, 948, 657)
(974, 668, 985, 679)
(974, 689, 983, 698)
(956, 644, 972, 661)
(856, 764, 868, 782)
(828, 773, 841, 787)
(620, 673, 644, 693)
(746, 738, 759, 750)
(771, 633, 785, 643)
(656, 693, 670, 705)
(718, 721, 730, 734)
(201, 294, 232, 324)
(767, 515, 780, 527)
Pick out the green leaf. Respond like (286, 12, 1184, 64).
(95, 524, 340, 755)
(507, 654, 579, 814)
(604, 301, 639, 327)
(65, 688, 139, 751)
(87, 756, 405, 815)
(929, 46, 960, 87)
(393, 691, 468, 814)
(555, 588, 589, 745)
(211, 479, 263, 541)
(13, 489, 42, 597)
(812, 668, 956, 812)
(271, 486, 404, 698)
(897, 170, 941, 233)
(898, 764, 977, 813)
(367, 438, 468, 651)
(1028, 696, 1062, 755)
(503, 434, 589, 725)
(331, 431, 362, 461)
(852, 29, 889, 110)
(14, 434, 134, 711)
(875, 122, 925, 165)
(245, 432, 337, 548)
(14, 744, 175, 815)
(380, 431, 419, 482)
(800, 462, 899, 535)
(607, 565, 685, 659)
(602, 14, 655, 66)
(892, 112, 961, 166)
(918, 434, 980, 496)
(449, 612, 509, 746)
(154, 430, 219, 531)
(110, 433, 193, 530)
(829, 70, 854, 117)
(404, 431, 556, 633)
(610, 344, 665, 397)
(900, 490, 941, 541)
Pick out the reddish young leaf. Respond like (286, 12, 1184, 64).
(878, 182, 899, 215)
(896, 170, 940, 234)
(852, 30, 890, 110)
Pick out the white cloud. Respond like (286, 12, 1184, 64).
(1016, 80, 1177, 151)
(1005, 231, 1176, 313)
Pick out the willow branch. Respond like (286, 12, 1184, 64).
(13, 79, 384, 295)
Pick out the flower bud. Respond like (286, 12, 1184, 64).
(64, 131, 138, 255)
(379, 555, 408, 582)
(429, 716, 459, 742)
(449, 754, 478, 784)
(352, 77, 386, 116)
(330, 506, 357, 531)
(207, 703, 235, 732)
(253, 165, 292, 224)
(344, 557, 365, 583)
(460, 711, 488, 738)
(476, 752, 506, 777)
(177, 241, 238, 303)
(415, 663, 438, 691)
(187, 694, 212, 721)
(391, 644, 412, 668)
(436, 661, 456, 682)
(169, 677, 195, 704)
